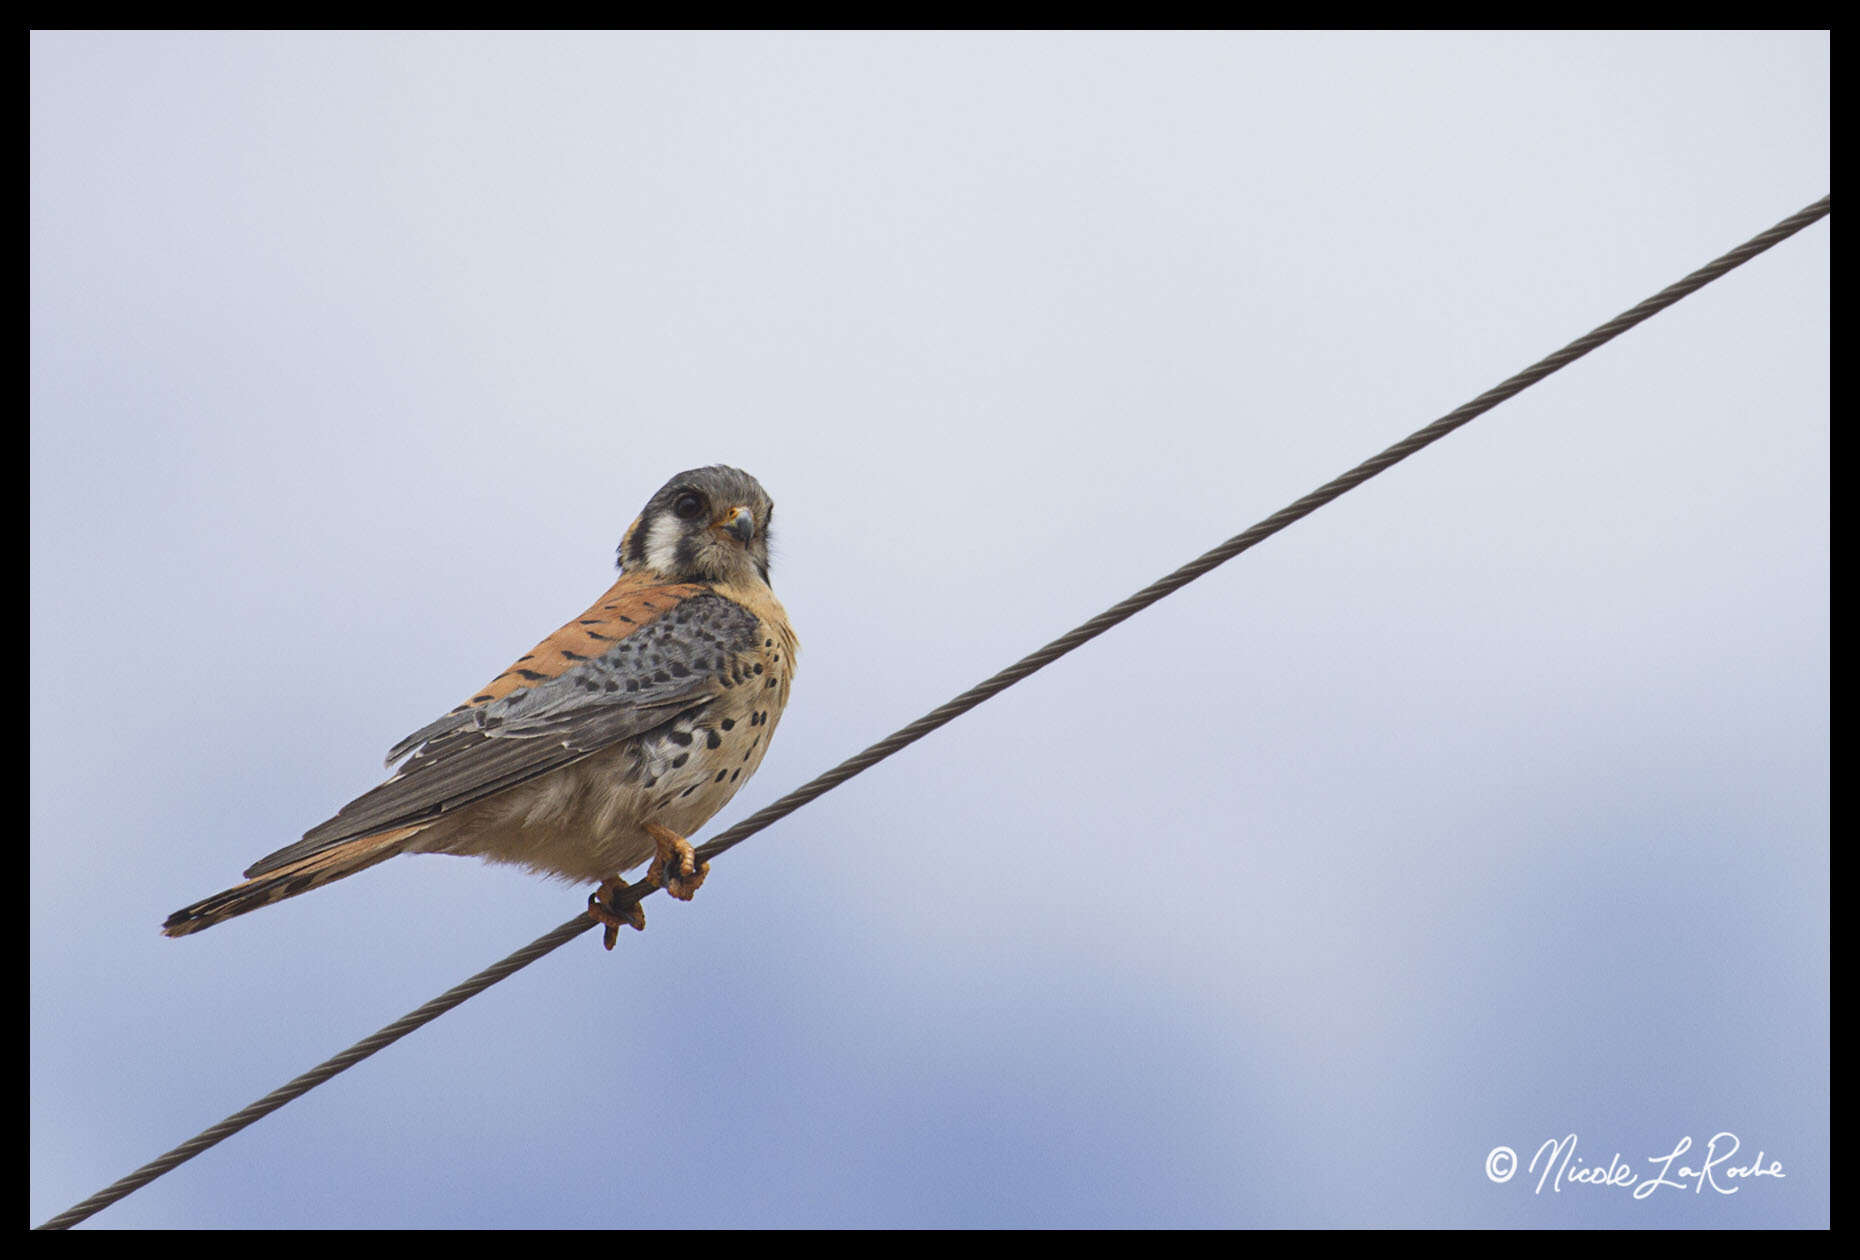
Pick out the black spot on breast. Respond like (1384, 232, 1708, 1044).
(705, 730, 721, 749)
(668, 730, 693, 747)
(672, 753, 689, 768)
(714, 770, 727, 783)
(516, 669, 546, 680)
(720, 718, 736, 731)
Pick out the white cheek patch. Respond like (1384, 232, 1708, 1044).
(642, 515, 685, 575)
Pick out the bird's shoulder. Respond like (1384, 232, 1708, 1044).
(459, 572, 716, 709)
(379, 571, 769, 766)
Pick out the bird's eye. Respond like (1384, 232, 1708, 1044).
(672, 492, 705, 520)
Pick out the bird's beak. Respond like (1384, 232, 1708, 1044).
(715, 505, 755, 544)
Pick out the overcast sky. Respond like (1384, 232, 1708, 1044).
(32, 31, 1827, 1228)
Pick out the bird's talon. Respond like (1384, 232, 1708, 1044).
(665, 858, 710, 901)
(587, 877, 646, 948)
(644, 822, 710, 901)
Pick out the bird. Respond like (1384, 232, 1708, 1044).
(162, 465, 798, 949)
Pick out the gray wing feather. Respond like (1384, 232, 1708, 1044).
(244, 595, 759, 878)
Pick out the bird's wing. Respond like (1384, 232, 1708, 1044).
(242, 574, 761, 878)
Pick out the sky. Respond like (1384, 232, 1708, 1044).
(31, 31, 1828, 1229)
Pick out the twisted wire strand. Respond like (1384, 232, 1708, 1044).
(37, 193, 1828, 1231)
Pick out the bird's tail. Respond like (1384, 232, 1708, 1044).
(161, 827, 424, 938)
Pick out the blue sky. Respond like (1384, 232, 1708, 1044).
(32, 31, 1827, 1228)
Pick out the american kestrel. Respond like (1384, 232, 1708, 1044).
(163, 465, 797, 949)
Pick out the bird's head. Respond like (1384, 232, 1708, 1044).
(617, 465, 776, 587)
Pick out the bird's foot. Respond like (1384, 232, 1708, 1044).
(587, 875, 647, 950)
(645, 822, 709, 901)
